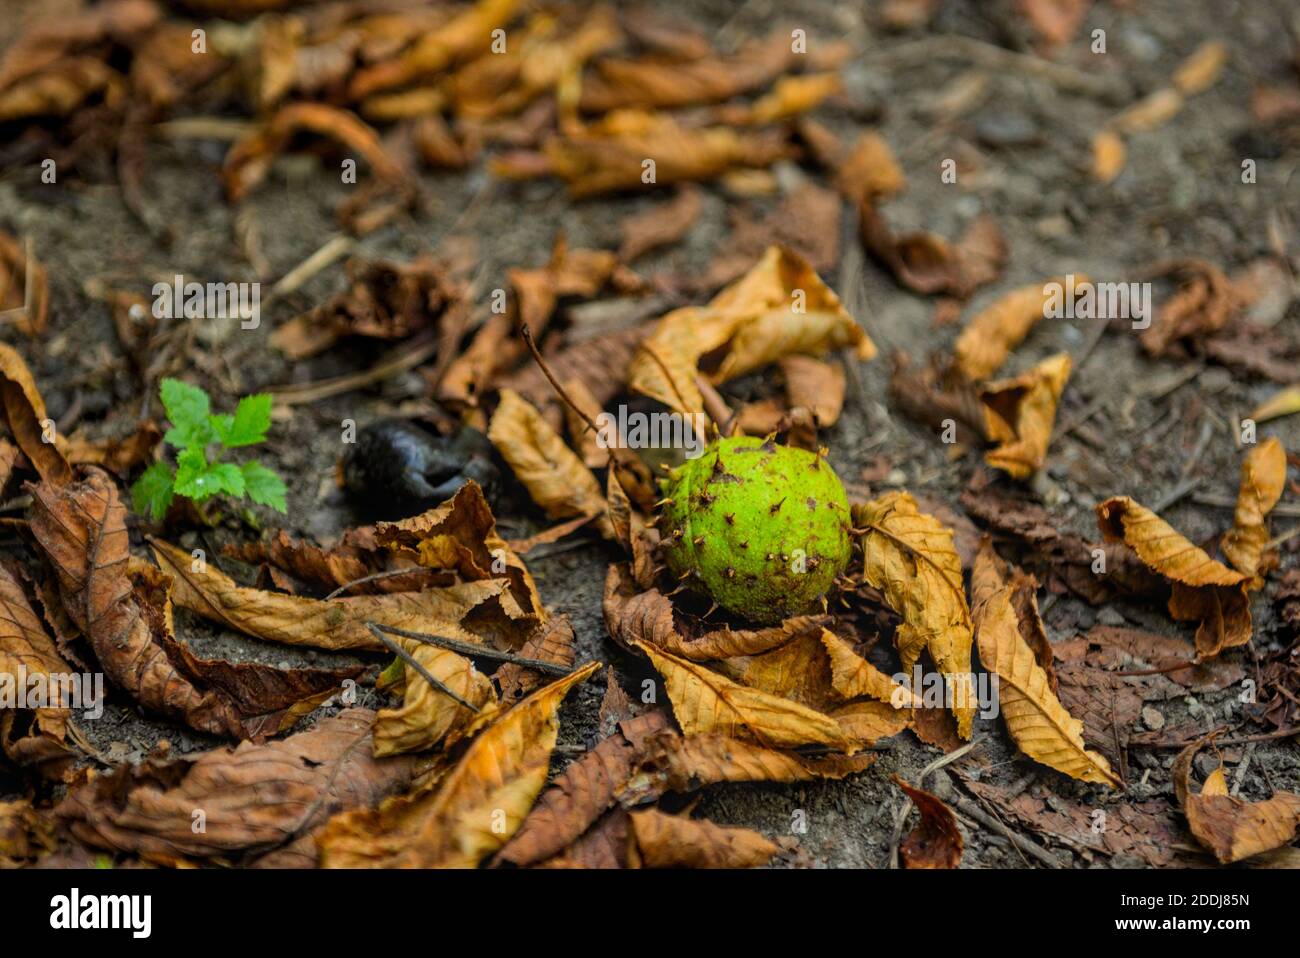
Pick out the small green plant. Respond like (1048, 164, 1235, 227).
(131, 378, 287, 521)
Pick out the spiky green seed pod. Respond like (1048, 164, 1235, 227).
(656, 435, 851, 624)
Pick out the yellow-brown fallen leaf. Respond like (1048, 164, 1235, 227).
(497, 710, 671, 866)
(971, 540, 1120, 786)
(347, 0, 522, 99)
(1097, 496, 1251, 660)
(1221, 438, 1287, 581)
(709, 247, 873, 383)
(1174, 737, 1300, 864)
(374, 638, 497, 757)
(492, 109, 796, 198)
(0, 231, 48, 336)
(59, 709, 416, 866)
(834, 130, 906, 204)
(63, 419, 162, 477)
(30, 470, 361, 740)
(629, 729, 877, 799)
(0, 565, 85, 777)
(1112, 87, 1185, 134)
(0, 342, 70, 485)
(0, 799, 59, 867)
(952, 277, 1084, 382)
(853, 491, 978, 738)
(603, 563, 826, 660)
(637, 642, 851, 751)
(821, 630, 920, 706)
(1141, 259, 1235, 356)
(319, 662, 599, 868)
(618, 185, 703, 262)
(831, 699, 912, 744)
(893, 775, 963, 868)
(727, 72, 843, 126)
(715, 628, 837, 709)
(1091, 129, 1126, 184)
(222, 102, 413, 203)
(372, 479, 545, 623)
(1173, 41, 1229, 96)
(627, 808, 778, 868)
(1250, 385, 1300, 424)
(627, 246, 873, 417)
(979, 352, 1072, 479)
(781, 354, 846, 427)
(151, 537, 521, 652)
(488, 388, 610, 533)
(859, 206, 1006, 299)
(579, 31, 795, 112)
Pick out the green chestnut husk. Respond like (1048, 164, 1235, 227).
(656, 435, 852, 624)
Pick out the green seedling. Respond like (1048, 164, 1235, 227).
(131, 378, 287, 521)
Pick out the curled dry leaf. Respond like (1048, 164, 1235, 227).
(627, 808, 778, 868)
(892, 775, 963, 869)
(222, 102, 413, 203)
(952, 277, 1083, 382)
(493, 614, 577, 705)
(579, 31, 795, 112)
(0, 343, 70, 485)
(1141, 260, 1235, 357)
(780, 354, 846, 427)
(603, 563, 825, 660)
(488, 388, 610, 533)
(630, 729, 877, 799)
(821, 629, 920, 706)
(618, 185, 703, 262)
(0, 231, 48, 336)
(628, 245, 873, 418)
(496, 711, 671, 867)
(492, 109, 795, 198)
(29, 470, 361, 740)
(1173, 737, 1300, 864)
(1097, 496, 1251, 660)
(152, 537, 520, 652)
(971, 540, 1120, 786)
(637, 641, 850, 751)
(0, 799, 59, 867)
(58, 709, 417, 866)
(272, 256, 459, 360)
(860, 207, 1007, 299)
(1091, 129, 1126, 184)
(715, 628, 837, 709)
(1249, 386, 1300, 425)
(853, 491, 978, 738)
(318, 661, 599, 868)
(979, 352, 1072, 479)
(0, 565, 85, 777)
(347, 0, 523, 100)
(1221, 437, 1286, 581)
(372, 479, 545, 625)
(374, 638, 497, 758)
(63, 419, 162, 477)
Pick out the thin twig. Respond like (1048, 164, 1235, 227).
(323, 567, 436, 601)
(365, 623, 479, 712)
(371, 622, 575, 676)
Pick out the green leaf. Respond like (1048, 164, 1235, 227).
(161, 378, 216, 449)
(241, 460, 287, 512)
(173, 447, 214, 501)
(214, 393, 273, 448)
(130, 461, 175, 520)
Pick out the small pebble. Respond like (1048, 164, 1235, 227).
(1097, 607, 1127, 626)
(1141, 706, 1165, 731)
